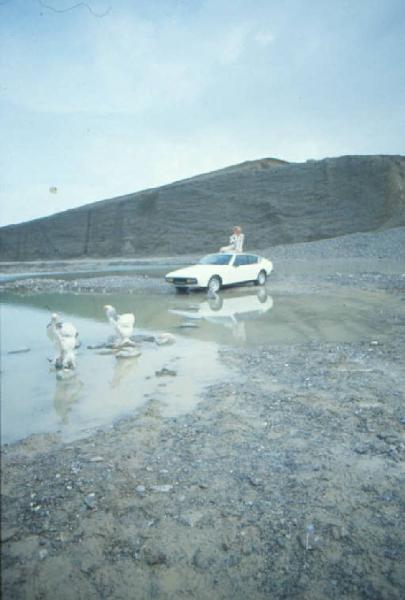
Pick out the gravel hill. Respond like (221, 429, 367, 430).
(1, 155, 404, 261)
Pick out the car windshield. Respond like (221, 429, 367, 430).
(198, 254, 232, 265)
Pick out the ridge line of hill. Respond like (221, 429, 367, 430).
(1, 154, 404, 261)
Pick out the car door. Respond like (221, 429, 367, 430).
(246, 254, 260, 279)
(215, 255, 234, 286)
(231, 254, 251, 284)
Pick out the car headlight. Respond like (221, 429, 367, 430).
(186, 278, 198, 284)
(166, 277, 174, 282)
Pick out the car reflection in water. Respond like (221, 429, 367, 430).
(169, 289, 273, 342)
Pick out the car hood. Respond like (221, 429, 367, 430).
(165, 265, 218, 278)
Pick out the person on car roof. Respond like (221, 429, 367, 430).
(220, 226, 244, 253)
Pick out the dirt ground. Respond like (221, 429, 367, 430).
(1, 252, 405, 599)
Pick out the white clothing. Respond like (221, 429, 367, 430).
(220, 233, 244, 253)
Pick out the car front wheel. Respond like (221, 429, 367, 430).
(255, 270, 267, 286)
(207, 276, 221, 293)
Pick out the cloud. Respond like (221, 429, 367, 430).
(253, 29, 276, 47)
(0, 11, 208, 115)
(1, 0, 404, 226)
(214, 24, 252, 65)
(1, 6, 277, 116)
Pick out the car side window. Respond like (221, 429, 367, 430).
(247, 255, 258, 264)
(234, 255, 249, 266)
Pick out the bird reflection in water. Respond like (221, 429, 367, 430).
(53, 374, 83, 424)
(110, 353, 141, 389)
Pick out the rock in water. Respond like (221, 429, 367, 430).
(154, 333, 176, 345)
(115, 348, 141, 359)
(155, 368, 177, 377)
(178, 322, 199, 329)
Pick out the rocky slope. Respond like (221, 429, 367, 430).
(1, 155, 404, 261)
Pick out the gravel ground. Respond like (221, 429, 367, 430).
(1, 229, 405, 600)
(262, 226, 405, 260)
(1, 227, 405, 297)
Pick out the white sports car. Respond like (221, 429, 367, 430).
(165, 252, 273, 293)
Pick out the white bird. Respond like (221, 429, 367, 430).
(104, 305, 135, 347)
(47, 313, 79, 369)
(154, 333, 176, 346)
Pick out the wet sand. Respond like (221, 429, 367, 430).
(1, 238, 405, 600)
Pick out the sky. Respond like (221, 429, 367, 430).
(1, 0, 404, 226)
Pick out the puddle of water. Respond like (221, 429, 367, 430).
(0, 301, 225, 444)
(169, 286, 402, 345)
(1, 285, 403, 444)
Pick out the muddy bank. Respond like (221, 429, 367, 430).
(2, 332, 405, 599)
(1, 237, 405, 599)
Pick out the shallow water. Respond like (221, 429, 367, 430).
(1, 285, 403, 444)
(0, 264, 175, 284)
(0, 306, 229, 445)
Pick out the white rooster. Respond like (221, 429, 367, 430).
(104, 305, 135, 347)
(47, 313, 79, 369)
